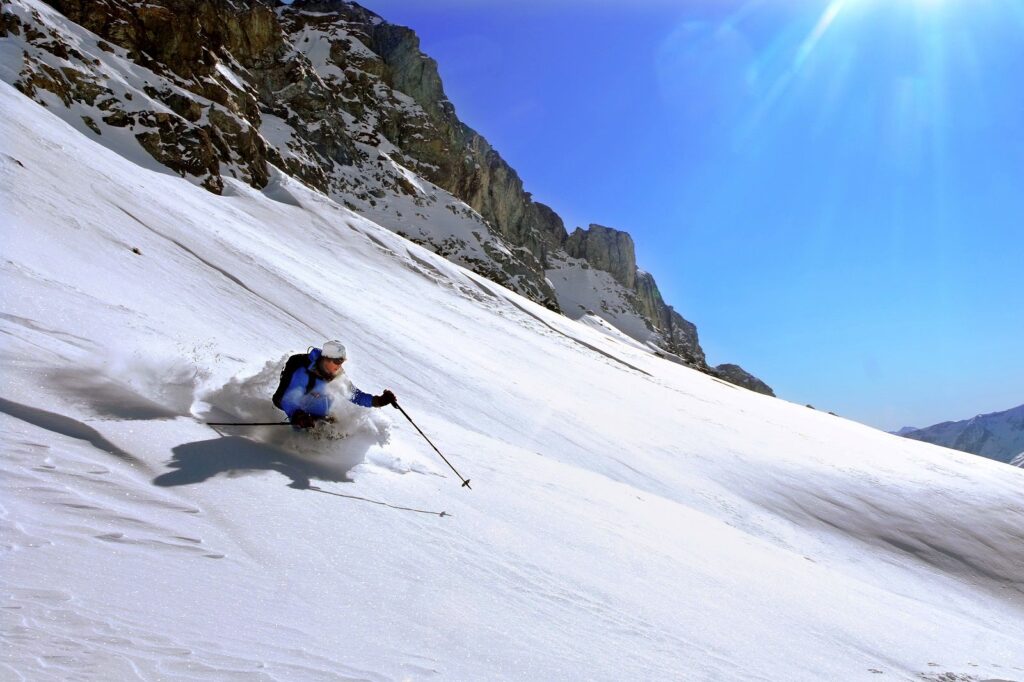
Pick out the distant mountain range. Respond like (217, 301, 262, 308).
(895, 404, 1024, 466)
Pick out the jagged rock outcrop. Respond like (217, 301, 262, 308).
(713, 364, 776, 397)
(565, 225, 638, 290)
(528, 201, 570, 260)
(552, 223, 707, 366)
(3, 0, 770, 390)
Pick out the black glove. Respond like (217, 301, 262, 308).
(290, 410, 316, 429)
(371, 389, 397, 408)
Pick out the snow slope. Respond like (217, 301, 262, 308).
(2, 82, 1023, 681)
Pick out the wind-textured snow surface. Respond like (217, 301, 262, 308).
(2, 83, 1024, 681)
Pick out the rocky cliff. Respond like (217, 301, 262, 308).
(713, 365, 776, 397)
(551, 224, 707, 367)
(2, 0, 771, 392)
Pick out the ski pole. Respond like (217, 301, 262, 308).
(393, 402, 471, 489)
(205, 421, 293, 426)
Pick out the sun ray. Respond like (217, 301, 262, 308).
(736, 0, 849, 146)
(794, 0, 846, 70)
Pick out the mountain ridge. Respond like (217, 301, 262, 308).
(895, 403, 1024, 465)
(1, 0, 771, 392)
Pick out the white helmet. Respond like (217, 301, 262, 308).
(321, 340, 348, 361)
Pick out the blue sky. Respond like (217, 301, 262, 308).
(356, 0, 1024, 431)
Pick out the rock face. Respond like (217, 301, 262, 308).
(896, 404, 1024, 465)
(565, 225, 638, 290)
(713, 364, 776, 397)
(551, 224, 706, 367)
(3, 0, 770, 388)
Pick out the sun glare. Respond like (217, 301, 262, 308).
(794, 0, 845, 69)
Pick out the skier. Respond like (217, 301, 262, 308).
(273, 340, 397, 429)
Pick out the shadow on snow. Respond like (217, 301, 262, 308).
(152, 436, 449, 517)
(153, 435, 355, 490)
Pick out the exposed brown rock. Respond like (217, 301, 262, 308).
(713, 364, 776, 397)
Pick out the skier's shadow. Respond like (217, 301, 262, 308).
(153, 436, 350, 490)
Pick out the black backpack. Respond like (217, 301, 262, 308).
(272, 353, 317, 409)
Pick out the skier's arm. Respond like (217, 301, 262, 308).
(350, 386, 397, 408)
(350, 387, 374, 408)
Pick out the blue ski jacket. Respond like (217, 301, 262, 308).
(279, 348, 374, 419)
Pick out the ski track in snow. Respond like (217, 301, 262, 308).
(2, 77, 1024, 681)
